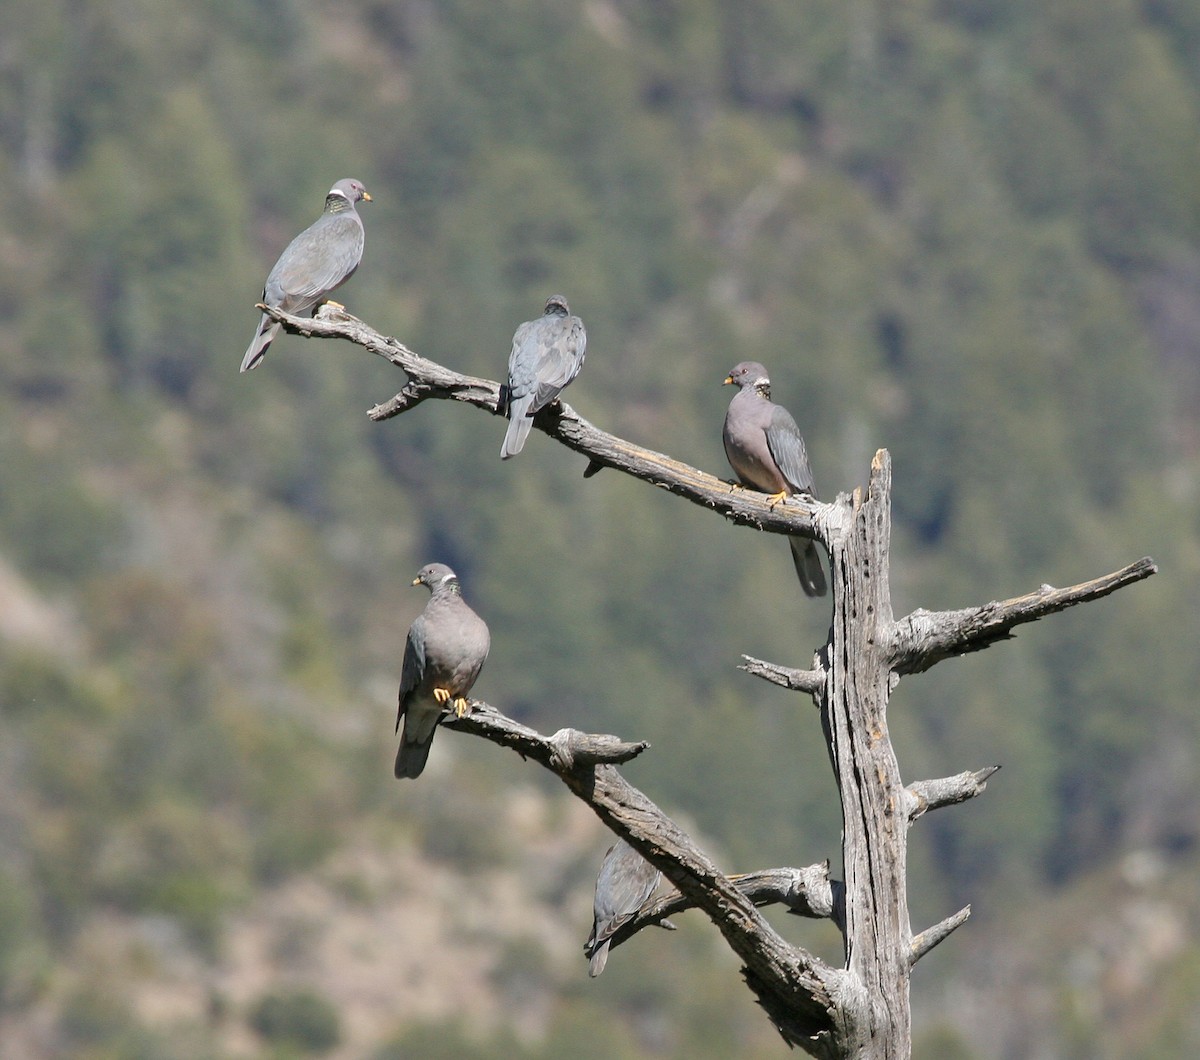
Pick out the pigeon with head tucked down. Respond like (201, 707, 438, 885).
(722, 361, 827, 597)
(585, 838, 663, 977)
(241, 178, 371, 373)
(499, 295, 586, 458)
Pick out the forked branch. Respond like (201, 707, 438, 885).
(443, 702, 846, 1051)
(269, 303, 1158, 1059)
(596, 862, 840, 964)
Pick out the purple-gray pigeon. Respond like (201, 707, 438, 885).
(585, 838, 663, 977)
(722, 361, 827, 597)
(499, 295, 587, 458)
(394, 563, 490, 780)
(241, 178, 371, 372)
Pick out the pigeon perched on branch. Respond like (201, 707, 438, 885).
(241, 177, 371, 372)
(499, 295, 586, 458)
(394, 563, 490, 780)
(722, 361, 827, 597)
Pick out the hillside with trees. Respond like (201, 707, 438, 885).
(0, 1, 1197, 1056)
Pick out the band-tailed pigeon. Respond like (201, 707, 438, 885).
(394, 563, 490, 780)
(722, 361, 827, 597)
(585, 838, 662, 977)
(241, 178, 372, 373)
(498, 295, 587, 459)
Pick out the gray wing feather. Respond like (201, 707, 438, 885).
(530, 317, 586, 411)
(500, 314, 585, 458)
(242, 212, 364, 372)
(507, 316, 585, 412)
(501, 319, 542, 414)
(765, 406, 816, 497)
(767, 406, 827, 596)
(585, 840, 660, 977)
(395, 617, 427, 733)
(268, 215, 364, 310)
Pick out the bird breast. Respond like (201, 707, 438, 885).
(724, 396, 788, 495)
(422, 608, 488, 689)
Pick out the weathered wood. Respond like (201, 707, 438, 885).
(820, 450, 911, 1056)
(272, 306, 1158, 1059)
(444, 703, 848, 1053)
(740, 654, 826, 694)
(590, 861, 841, 964)
(910, 906, 971, 966)
(261, 304, 833, 543)
(905, 766, 1002, 822)
(889, 558, 1157, 674)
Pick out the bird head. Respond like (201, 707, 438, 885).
(723, 361, 771, 390)
(412, 563, 458, 592)
(330, 178, 372, 204)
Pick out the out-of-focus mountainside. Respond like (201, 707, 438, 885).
(0, 1, 1198, 1056)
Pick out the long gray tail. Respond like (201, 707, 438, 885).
(394, 726, 436, 779)
(789, 537, 827, 597)
(587, 939, 611, 977)
(500, 396, 535, 459)
(240, 316, 279, 373)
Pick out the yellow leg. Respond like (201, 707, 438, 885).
(433, 688, 451, 705)
(766, 489, 789, 509)
(452, 696, 471, 718)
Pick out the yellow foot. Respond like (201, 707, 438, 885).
(314, 301, 349, 320)
(452, 697, 471, 718)
(728, 481, 745, 494)
(765, 489, 789, 509)
(433, 688, 452, 705)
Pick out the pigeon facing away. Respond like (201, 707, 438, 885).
(499, 295, 587, 458)
(395, 563, 490, 780)
(241, 178, 372, 373)
(722, 361, 827, 597)
(585, 838, 662, 977)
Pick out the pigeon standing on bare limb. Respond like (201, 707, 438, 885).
(499, 295, 587, 458)
(395, 563, 490, 780)
(722, 361, 827, 597)
(241, 178, 372, 373)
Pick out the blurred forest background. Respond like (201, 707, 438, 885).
(0, 0, 1198, 1056)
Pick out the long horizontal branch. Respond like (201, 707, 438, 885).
(443, 701, 845, 1053)
(888, 557, 1157, 675)
(262, 304, 836, 543)
(597, 862, 839, 964)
